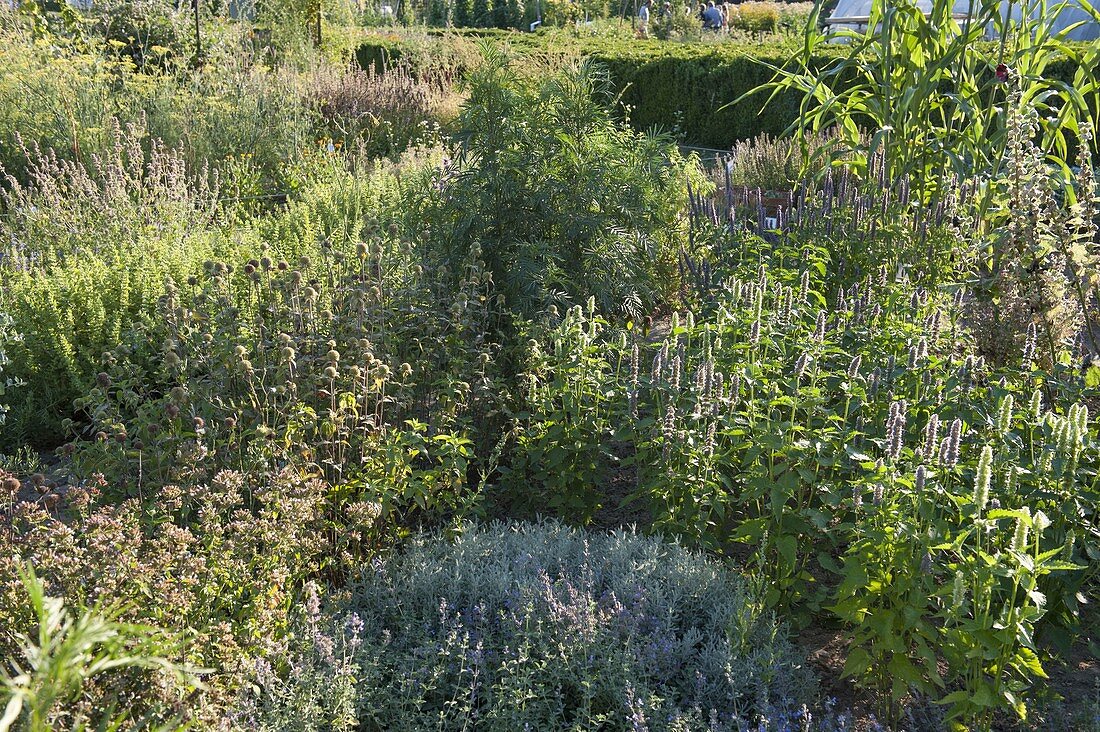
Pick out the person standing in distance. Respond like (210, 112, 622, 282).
(637, 0, 654, 38)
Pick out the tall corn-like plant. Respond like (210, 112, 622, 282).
(747, 0, 1099, 210)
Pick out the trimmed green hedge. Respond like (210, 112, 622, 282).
(589, 43, 835, 148)
(355, 30, 1085, 149)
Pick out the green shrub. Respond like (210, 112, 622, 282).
(729, 2, 780, 33)
(237, 521, 814, 731)
(653, 6, 704, 42)
(0, 22, 118, 182)
(0, 123, 229, 448)
(0, 19, 314, 193)
(58, 144, 501, 527)
(0, 314, 21, 431)
(88, 0, 193, 69)
(410, 49, 700, 319)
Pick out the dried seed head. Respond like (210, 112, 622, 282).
(847, 354, 862, 381)
(3, 477, 20, 495)
(946, 418, 962, 467)
(1022, 322, 1038, 366)
(323, 366, 339, 380)
(96, 372, 112, 389)
(922, 414, 940, 460)
(885, 400, 907, 461)
(793, 352, 810, 380)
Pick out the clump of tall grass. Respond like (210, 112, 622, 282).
(303, 62, 448, 157)
(721, 129, 842, 194)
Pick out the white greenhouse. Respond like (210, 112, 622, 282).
(825, 0, 1100, 40)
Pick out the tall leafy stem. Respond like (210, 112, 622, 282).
(741, 0, 1099, 220)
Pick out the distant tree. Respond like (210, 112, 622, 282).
(470, 0, 489, 24)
